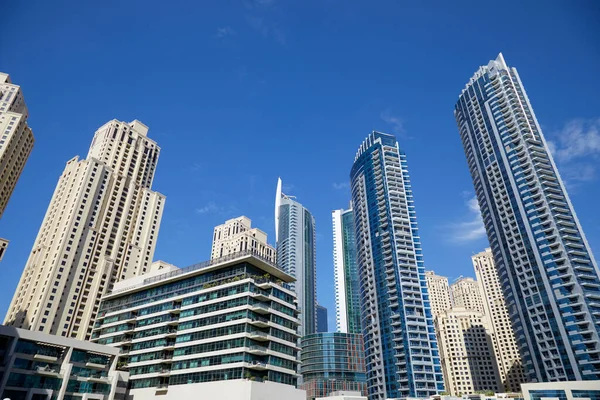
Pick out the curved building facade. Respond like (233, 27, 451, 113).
(300, 333, 366, 400)
(455, 53, 600, 382)
(350, 131, 444, 399)
(275, 178, 317, 337)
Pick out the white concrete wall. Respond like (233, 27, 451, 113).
(129, 380, 306, 400)
(521, 381, 600, 400)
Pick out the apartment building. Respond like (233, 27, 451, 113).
(436, 307, 502, 396)
(92, 250, 305, 400)
(5, 119, 165, 340)
(0, 325, 128, 400)
(425, 271, 452, 318)
(211, 216, 276, 264)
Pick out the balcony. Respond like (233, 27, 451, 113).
(247, 361, 268, 370)
(33, 353, 58, 363)
(250, 303, 270, 314)
(255, 279, 272, 289)
(252, 292, 270, 302)
(164, 328, 179, 338)
(36, 365, 62, 378)
(156, 384, 168, 393)
(248, 331, 269, 341)
(163, 341, 177, 350)
(249, 316, 270, 328)
(247, 345, 269, 355)
(85, 361, 108, 370)
(86, 374, 110, 383)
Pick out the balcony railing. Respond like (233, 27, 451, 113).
(111, 249, 280, 294)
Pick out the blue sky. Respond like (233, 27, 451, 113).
(1, 1, 599, 330)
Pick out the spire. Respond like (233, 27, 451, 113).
(275, 177, 282, 242)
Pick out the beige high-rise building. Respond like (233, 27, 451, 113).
(436, 307, 502, 396)
(210, 215, 276, 263)
(0, 73, 34, 218)
(425, 270, 451, 318)
(4, 119, 165, 341)
(0, 238, 8, 262)
(473, 248, 525, 392)
(451, 276, 484, 313)
(0, 73, 35, 259)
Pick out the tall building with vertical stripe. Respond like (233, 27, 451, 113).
(332, 206, 361, 334)
(455, 53, 600, 381)
(5, 119, 165, 341)
(275, 178, 317, 338)
(350, 131, 443, 399)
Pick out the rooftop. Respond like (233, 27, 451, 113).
(105, 249, 294, 298)
(354, 130, 398, 162)
(0, 325, 120, 356)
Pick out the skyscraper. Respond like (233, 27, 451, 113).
(455, 53, 600, 381)
(450, 277, 484, 314)
(425, 271, 451, 319)
(350, 131, 444, 399)
(275, 178, 317, 337)
(473, 248, 525, 392)
(0, 73, 35, 258)
(210, 216, 276, 263)
(332, 207, 361, 334)
(5, 119, 165, 341)
(0, 238, 8, 262)
(317, 304, 328, 333)
(435, 307, 502, 396)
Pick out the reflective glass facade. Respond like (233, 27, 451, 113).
(317, 304, 328, 333)
(332, 208, 362, 334)
(0, 326, 126, 400)
(276, 183, 317, 338)
(300, 332, 366, 400)
(93, 253, 300, 393)
(455, 54, 600, 381)
(350, 131, 443, 399)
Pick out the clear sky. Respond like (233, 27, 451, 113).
(1, 1, 599, 331)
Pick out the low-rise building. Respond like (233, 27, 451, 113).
(0, 325, 128, 400)
(300, 333, 367, 400)
(521, 381, 600, 400)
(92, 250, 305, 400)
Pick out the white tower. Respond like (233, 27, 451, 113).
(5, 119, 165, 340)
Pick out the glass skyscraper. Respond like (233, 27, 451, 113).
(332, 207, 361, 334)
(350, 131, 443, 399)
(455, 53, 600, 382)
(316, 304, 328, 333)
(275, 178, 317, 337)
